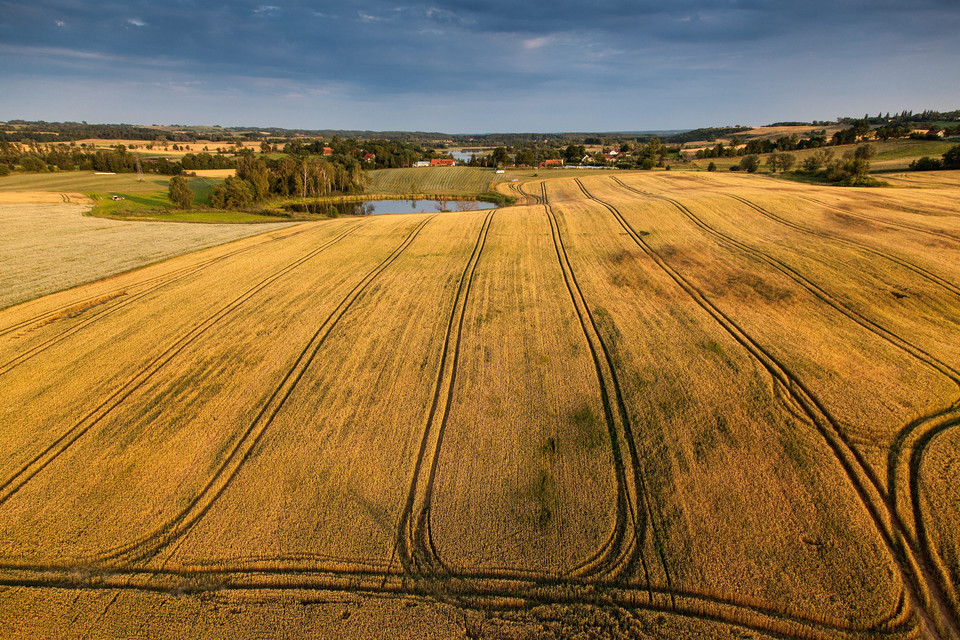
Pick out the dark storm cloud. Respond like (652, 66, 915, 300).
(1, 0, 959, 130)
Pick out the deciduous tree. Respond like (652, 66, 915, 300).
(167, 175, 193, 209)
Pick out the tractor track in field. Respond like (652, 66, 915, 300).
(797, 196, 960, 245)
(0, 559, 917, 640)
(0, 186, 939, 638)
(0, 221, 367, 508)
(0, 224, 317, 374)
(91, 217, 436, 566)
(617, 175, 960, 613)
(609, 177, 960, 390)
(398, 183, 650, 594)
(722, 192, 960, 299)
(575, 177, 959, 640)
(903, 410, 960, 617)
(393, 210, 495, 580)
(0, 223, 312, 340)
(612, 176, 960, 619)
(536, 181, 653, 590)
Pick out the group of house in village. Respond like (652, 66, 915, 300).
(412, 158, 456, 167)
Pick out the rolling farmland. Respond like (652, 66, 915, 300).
(1, 172, 959, 639)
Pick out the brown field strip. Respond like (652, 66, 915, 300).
(0, 173, 958, 639)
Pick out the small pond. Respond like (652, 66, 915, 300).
(283, 199, 496, 216)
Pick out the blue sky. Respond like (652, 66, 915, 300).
(1, 1, 959, 132)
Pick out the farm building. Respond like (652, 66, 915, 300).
(412, 161, 431, 167)
(430, 158, 456, 167)
(539, 159, 564, 168)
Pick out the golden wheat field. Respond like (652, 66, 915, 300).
(0, 171, 959, 639)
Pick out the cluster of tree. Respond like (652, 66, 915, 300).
(694, 142, 739, 159)
(837, 109, 960, 127)
(629, 139, 672, 169)
(818, 145, 876, 185)
(832, 120, 873, 145)
(766, 150, 797, 172)
(873, 124, 913, 140)
(662, 127, 751, 144)
(0, 121, 257, 144)
(727, 145, 875, 184)
(280, 136, 444, 169)
(0, 141, 188, 175)
(695, 133, 827, 160)
(909, 144, 960, 171)
(206, 153, 364, 209)
(180, 152, 235, 170)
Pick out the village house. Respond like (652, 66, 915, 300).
(430, 158, 455, 167)
(539, 158, 564, 168)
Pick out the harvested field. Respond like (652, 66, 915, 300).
(0, 202, 294, 308)
(0, 172, 958, 639)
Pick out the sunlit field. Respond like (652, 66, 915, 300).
(1, 171, 958, 638)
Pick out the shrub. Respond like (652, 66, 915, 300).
(910, 157, 943, 171)
(739, 154, 760, 173)
(210, 176, 255, 209)
(943, 144, 960, 170)
(802, 149, 833, 172)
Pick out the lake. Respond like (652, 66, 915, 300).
(283, 199, 497, 216)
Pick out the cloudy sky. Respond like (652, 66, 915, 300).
(1, 1, 958, 132)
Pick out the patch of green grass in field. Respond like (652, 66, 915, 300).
(871, 139, 955, 161)
(91, 193, 286, 223)
(87, 176, 287, 223)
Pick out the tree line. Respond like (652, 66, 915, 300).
(0, 141, 189, 176)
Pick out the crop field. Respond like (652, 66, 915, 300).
(0, 171, 958, 639)
(0, 201, 294, 308)
(365, 166, 506, 195)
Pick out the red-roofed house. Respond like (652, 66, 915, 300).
(430, 158, 455, 167)
(323, 147, 334, 156)
(362, 153, 376, 162)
